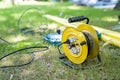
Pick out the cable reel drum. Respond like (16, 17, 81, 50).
(61, 16, 100, 65)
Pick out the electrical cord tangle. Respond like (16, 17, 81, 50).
(0, 46, 49, 68)
(17, 7, 48, 31)
(0, 7, 50, 68)
(0, 37, 10, 44)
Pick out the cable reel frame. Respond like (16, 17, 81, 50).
(58, 16, 101, 68)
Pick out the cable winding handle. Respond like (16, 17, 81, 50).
(68, 16, 89, 24)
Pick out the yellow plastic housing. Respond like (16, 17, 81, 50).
(77, 24, 99, 59)
(62, 27, 88, 64)
(44, 15, 120, 48)
(62, 24, 99, 64)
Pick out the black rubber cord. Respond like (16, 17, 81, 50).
(0, 7, 49, 68)
(57, 39, 70, 55)
(0, 46, 49, 68)
(0, 37, 10, 44)
(17, 7, 48, 32)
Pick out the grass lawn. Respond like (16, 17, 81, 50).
(0, 2, 120, 80)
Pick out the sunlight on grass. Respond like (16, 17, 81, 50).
(19, 54, 32, 62)
(102, 17, 118, 22)
(12, 42, 33, 49)
(0, 58, 13, 66)
(0, 15, 7, 22)
(11, 13, 21, 19)
(33, 51, 48, 60)
(21, 69, 35, 77)
(67, 5, 83, 10)
(19, 1, 54, 6)
(8, 35, 28, 42)
(47, 23, 58, 29)
(59, 5, 89, 11)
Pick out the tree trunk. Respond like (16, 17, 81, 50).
(11, 0, 15, 5)
(114, 1, 120, 10)
(60, 0, 63, 3)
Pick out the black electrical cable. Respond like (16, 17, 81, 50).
(57, 43, 63, 55)
(0, 7, 50, 68)
(57, 39, 70, 55)
(0, 37, 10, 44)
(17, 7, 48, 32)
(0, 46, 49, 68)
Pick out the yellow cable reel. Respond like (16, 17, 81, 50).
(62, 23, 99, 64)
